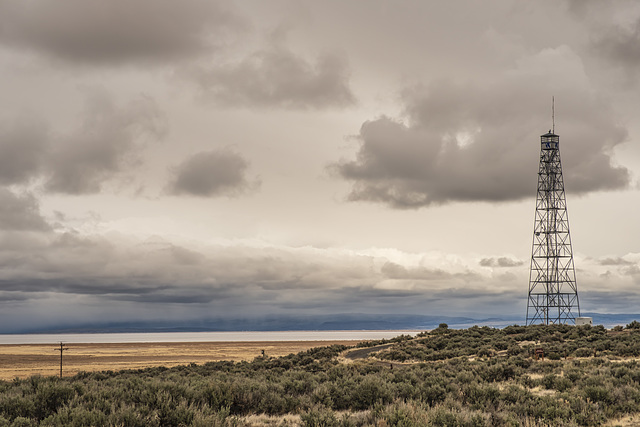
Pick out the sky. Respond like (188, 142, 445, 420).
(1, 0, 640, 333)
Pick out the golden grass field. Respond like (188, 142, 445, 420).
(0, 340, 358, 380)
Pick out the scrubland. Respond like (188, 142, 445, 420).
(0, 341, 356, 381)
(2, 322, 640, 426)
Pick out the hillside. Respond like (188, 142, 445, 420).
(2, 323, 640, 426)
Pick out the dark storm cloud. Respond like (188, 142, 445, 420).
(1, 233, 484, 314)
(332, 53, 630, 208)
(2, 227, 634, 331)
(0, 117, 47, 185)
(351, 287, 423, 299)
(0, 292, 32, 303)
(0, 0, 237, 64)
(46, 93, 167, 194)
(0, 278, 146, 295)
(580, 290, 640, 312)
(0, 188, 50, 231)
(480, 257, 525, 268)
(167, 149, 259, 197)
(189, 46, 355, 109)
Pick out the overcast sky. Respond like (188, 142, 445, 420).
(1, 0, 640, 332)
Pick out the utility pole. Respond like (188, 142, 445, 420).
(56, 342, 69, 378)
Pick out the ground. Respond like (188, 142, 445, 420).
(0, 340, 358, 380)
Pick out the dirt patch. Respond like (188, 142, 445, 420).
(529, 386, 556, 397)
(343, 344, 394, 360)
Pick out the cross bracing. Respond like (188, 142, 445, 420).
(526, 132, 580, 325)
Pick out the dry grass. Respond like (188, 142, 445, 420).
(604, 414, 640, 426)
(0, 340, 357, 380)
(239, 413, 302, 426)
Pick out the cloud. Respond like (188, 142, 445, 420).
(565, 0, 601, 18)
(381, 261, 456, 281)
(0, 221, 637, 332)
(480, 257, 525, 268)
(188, 45, 355, 109)
(569, 2, 640, 88)
(591, 17, 640, 70)
(0, 188, 50, 231)
(45, 92, 167, 194)
(621, 264, 640, 277)
(598, 256, 634, 266)
(166, 148, 260, 197)
(331, 46, 630, 208)
(0, 229, 509, 330)
(0, 117, 48, 185)
(0, 0, 238, 64)
(0, 92, 166, 195)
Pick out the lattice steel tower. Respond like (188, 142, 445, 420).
(526, 127, 580, 325)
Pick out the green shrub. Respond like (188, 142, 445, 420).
(430, 408, 459, 427)
(575, 348, 592, 357)
(301, 407, 340, 427)
(583, 386, 612, 404)
(0, 395, 35, 421)
(4, 325, 640, 426)
(553, 376, 573, 393)
(626, 320, 640, 329)
(9, 418, 35, 427)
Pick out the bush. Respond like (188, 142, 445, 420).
(33, 381, 76, 420)
(626, 320, 640, 330)
(301, 407, 340, 427)
(4, 325, 640, 426)
(9, 418, 35, 427)
(430, 408, 459, 427)
(575, 348, 592, 358)
(553, 377, 573, 393)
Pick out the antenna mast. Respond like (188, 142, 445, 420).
(552, 96, 555, 134)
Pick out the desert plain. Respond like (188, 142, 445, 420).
(0, 340, 358, 380)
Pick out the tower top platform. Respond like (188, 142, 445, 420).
(541, 131, 559, 150)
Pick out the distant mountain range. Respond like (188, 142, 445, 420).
(10, 312, 640, 334)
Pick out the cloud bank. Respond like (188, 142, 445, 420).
(0, 217, 638, 333)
